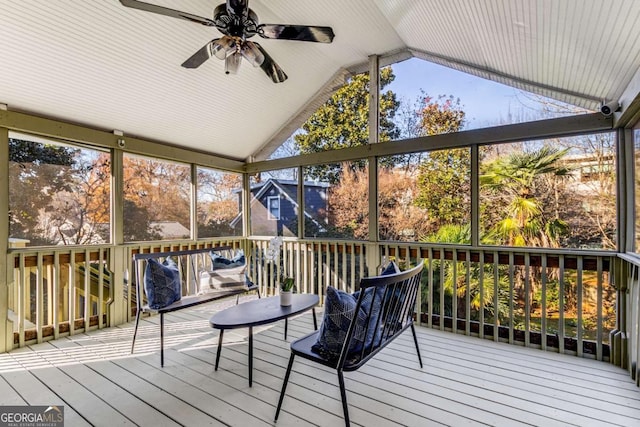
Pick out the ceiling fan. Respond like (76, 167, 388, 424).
(119, 0, 335, 83)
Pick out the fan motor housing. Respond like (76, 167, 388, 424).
(214, 4, 258, 38)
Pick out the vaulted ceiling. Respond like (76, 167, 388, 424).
(2, 0, 640, 162)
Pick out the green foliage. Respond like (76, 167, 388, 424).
(123, 200, 162, 242)
(280, 277, 295, 292)
(295, 68, 400, 183)
(481, 146, 570, 192)
(425, 223, 471, 244)
(481, 146, 571, 247)
(9, 138, 77, 165)
(419, 95, 466, 136)
(415, 149, 471, 230)
(9, 139, 78, 244)
(412, 97, 468, 234)
(420, 223, 510, 322)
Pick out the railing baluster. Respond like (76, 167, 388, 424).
(559, 255, 565, 354)
(36, 252, 44, 343)
(69, 251, 76, 336)
(524, 252, 530, 348)
(439, 248, 445, 331)
(493, 251, 499, 342)
(304, 242, 310, 296)
(541, 254, 547, 352)
(359, 243, 365, 285)
(596, 257, 603, 361)
(465, 249, 470, 336)
(98, 249, 104, 329)
(84, 249, 91, 331)
(53, 252, 60, 340)
(413, 245, 422, 326)
(295, 241, 302, 294)
(333, 243, 339, 291)
(479, 251, 485, 339)
(577, 256, 584, 358)
(17, 254, 25, 348)
(428, 248, 434, 329)
(341, 242, 347, 291)
(316, 243, 322, 298)
(325, 242, 332, 291)
(452, 249, 458, 334)
(508, 252, 514, 345)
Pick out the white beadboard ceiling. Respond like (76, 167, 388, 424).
(2, 0, 640, 161)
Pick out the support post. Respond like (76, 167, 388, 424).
(110, 145, 127, 325)
(367, 54, 380, 275)
(0, 124, 10, 352)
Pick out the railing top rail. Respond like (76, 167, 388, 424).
(618, 253, 640, 268)
(132, 245, 233, 261)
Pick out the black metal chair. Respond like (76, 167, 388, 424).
(275, 262, 424, 426)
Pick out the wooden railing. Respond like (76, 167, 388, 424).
(618, 254, 640, 386)
(248, 238, 368, 305)
(6, 237, 245, 348)
(121, 238, 245, 321)
(249, 238, 617, 361)
(5, 237, 624, 372)
(8, 246, 112, 347)
(381, 244, 615, 361)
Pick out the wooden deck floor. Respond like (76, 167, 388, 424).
(1, 295, 639, 427)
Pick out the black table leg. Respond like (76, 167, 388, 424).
(215, 329, 224, 371)
(284, 318, 288, 340)
(248, 326, 253, 387)
(312, 308, 318, 330)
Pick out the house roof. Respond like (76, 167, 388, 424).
(149, 221, 190, 239)
(230, 178, 326, 228)
(2, 1, 640, 162)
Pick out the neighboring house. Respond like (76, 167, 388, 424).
(230, 178, 329, 236)
(36, 214, 109, 245)
(149, 221, 191, 240)
(563, 153, 615, 195)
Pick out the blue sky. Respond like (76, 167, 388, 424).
(388, 58, 536, 129)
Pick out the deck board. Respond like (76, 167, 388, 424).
(1, 296, 638, 427)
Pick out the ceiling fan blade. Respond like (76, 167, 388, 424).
(181, 40, 218, 69)
(254, 42, 287, 83)
(119, 0, 215, 26)
(226, 0, 248, 17)
(258, 24, 334, 43)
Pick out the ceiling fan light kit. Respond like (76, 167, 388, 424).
(119, 0, 335, 83)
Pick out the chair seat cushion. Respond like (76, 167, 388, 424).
(144, 258, 181, 309)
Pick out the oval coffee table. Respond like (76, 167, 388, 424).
(210, 293, 319, 386)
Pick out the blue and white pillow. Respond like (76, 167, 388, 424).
(312, 286, 368, 360)
(203, 249, 249, 289)
(144, 257, 181, 309)
(210, 249, 245, 269)
(313, 262, 400, 359)
(380, 261, 400, 275)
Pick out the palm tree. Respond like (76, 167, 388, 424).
(481, 146, 572, 323)
(481, 146, 571, 247)
(423, 224, 510, 325)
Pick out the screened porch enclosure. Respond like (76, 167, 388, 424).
(4, 2, 640, 424)
(2, 104, 640, 393)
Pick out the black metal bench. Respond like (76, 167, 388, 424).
(130, 246, 260, 366)
(275, 262, 424, 426)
